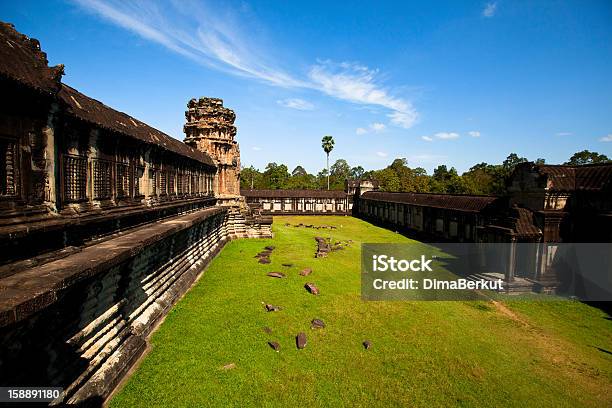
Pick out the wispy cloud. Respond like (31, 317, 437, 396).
(277, 98, 314, 110)
(376, 151, 388, 157)
(435, 132, 460, 140)
(556, 132, 572, 137)
(600, 134, 612, 142)
(72, 0, 419, 129)
(421, 132, 460, 141)
(468, 131, 481, 137)
(483, 2, 497, 18)
(309, 61, 418, 128)
(252, 146, 262, 151)
(356, 122, 386, 135)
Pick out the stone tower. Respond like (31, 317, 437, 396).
(183, 97, 241, 201)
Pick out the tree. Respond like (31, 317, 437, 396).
(240, 165, 262, 189)
(262, 162, 289, 189)
(329, 159, 351, 190)
(502, 153, 528, 174)
(350, 166, 365, 179)
(291, 166, 308, 177)
(565, 150, 610, 165)
(321, 135, 335, 190)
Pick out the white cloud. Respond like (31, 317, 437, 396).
(356, 127, 368, 135)
(73, 1, 419, 129)
(370, 122, 386, 132)
(556, 132, 572, 136)
(252, 146, 262, 151)
(277, 98, 314, 110)
(468, 131, 481, 138)
(376, 151, 388, 157)
(483, 2, 497, 18)
(309, 61, 418, 129)
(421, 135, 433, 142)
(600, 134, 612, 142)
(434, 132, 460, 140)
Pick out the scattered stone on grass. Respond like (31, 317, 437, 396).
(267, 272, 286, 278)
(258, 257, 271, 264)
(296, 332, 307, 349)
(268, 341, 281, 352)
(311, 319, 325, 329)
(363, 340, 372, 350)
(263, 327, 273, 334)
(282, 263, 293, 267)
(222, 363, 236, 370)
(299, 268, 312, 276)
(315, 236, 331, 258)
(265, 246, 275, 251)
(264, 304, 282, 312)
(304, 282, 319, 295)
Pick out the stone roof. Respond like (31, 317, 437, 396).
(0, 21, 215, 168)
(59, 85, 215, 167)
(361, 191, 499, 212)
(514, 162, 612, 192)
(0, 22, 63, 95)
(241, 189, 348, 198)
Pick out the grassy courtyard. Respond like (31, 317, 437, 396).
(110, 216, 612, 407)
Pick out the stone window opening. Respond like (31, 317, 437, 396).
(0, 137, 18, 197)
(92, 159, 112, 200)
(63, 154, 88, 203)
(134, 166, 145, 197)
(116, 162, 130, 199)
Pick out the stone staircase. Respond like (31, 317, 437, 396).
(225, 204, 272, 239)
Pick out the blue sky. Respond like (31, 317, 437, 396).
(2, 0, 611, 174)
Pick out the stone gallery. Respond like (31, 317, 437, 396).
(0, 20, 611, 406)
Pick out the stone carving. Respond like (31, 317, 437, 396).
(184, 97, 241, 197)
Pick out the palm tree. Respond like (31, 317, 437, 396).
(321, 135, 335, 190)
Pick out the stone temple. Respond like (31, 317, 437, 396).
(0, 21, 611, 406)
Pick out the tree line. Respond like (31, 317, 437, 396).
(240, 149, 610, 195)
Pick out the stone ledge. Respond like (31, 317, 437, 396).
(0, 206, 227, 328)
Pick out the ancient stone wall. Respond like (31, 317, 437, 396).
(0, 207, 231, 405)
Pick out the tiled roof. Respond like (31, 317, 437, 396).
(58, 85, 215, 167)
(510, 206, 541, 238)
(1, 21, 215, 168)
(516, 163, 612, 192)
(0, 22, 62, 95)
(361, 191, 499, 212)
(241, 189, 348, 198)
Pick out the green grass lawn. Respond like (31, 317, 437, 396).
(110, 216, 612, 407)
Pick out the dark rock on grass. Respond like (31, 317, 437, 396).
(296, 332, 307, 349)
(265, 304, 281, 312)
(299, 268, 312, 276)
(311, 319, 325, 329)
(256, 250, 272, 257)
(268, 341, 281, 352)
(282, 263, 293, 267)
(304, 282, 319, 295)
(258, 257, 271, 264)
(363, 340, 372, 350)
(263, 326, 273, 334)
(267, 272, 286, 278)
(265, 246, 275, 251)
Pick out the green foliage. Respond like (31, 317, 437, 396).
(241, 150, 608, 194)
(565, 150, 610, 165)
